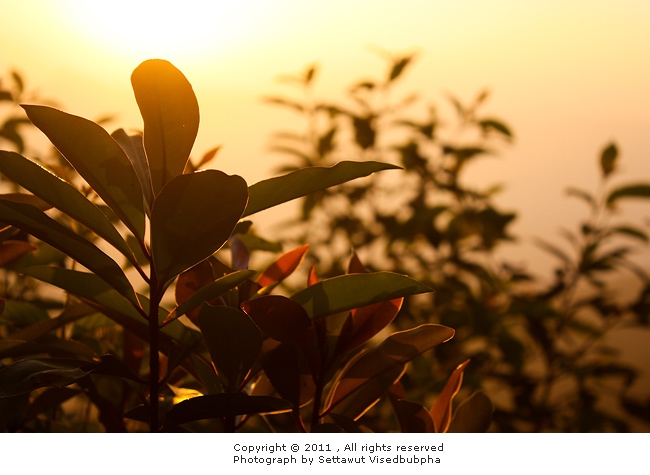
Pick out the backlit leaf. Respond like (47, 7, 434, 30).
(197, 304, 262, 393)
(0, 240, 37, 267)
(112, 128, 154, 213)
(150, 170, 248, 286)
(324, 324, 454, 414)
(257, 244, 309, 288)
(243, 161, 400, 217)
(291, 272, 432, 319)
(429, 359, 470, 433)
(262, 343, 315, 407)
(131, 59, 200, 196)
(447, 391, 493, 433)
(22, 105, 145, 241)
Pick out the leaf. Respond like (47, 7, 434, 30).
(566, 187, 596, 209)
(394, 399, 435, 432)
(0, 200, 139, 307)
(262, 343, 315, 407)
(332, 365, 406, 421)
(446, 391, 493, 433)
(174, 260, 216, 322)
(388, 55, 413, 82)
(197, 304, 262, 393)
(131, 59, 200, 196)
(478, 119, 513, 139)
(324, 324, 454, 414)
(163, 393, 292, 427)
(0, 151, 141, 268)
(429, 359, 470, 433)
(21, 266, 200, 351)
(241, 295, 313, 345)
(111, 129, 154, 213)
(0, 358, 92, 398)
(607, 184, 650, 207)
(0, 240, 37, 267)
(291, 272, 432, 319)
(22, 105, 145, 241)
(257, 244, 309, 288)
(335, 297, 403, 355)
(600, 142, 618, 178)
(167, 270, 255, 325)
(244, 161, 401, 217)
(609, 225, 649, 243)
(150, 170, 248, 286)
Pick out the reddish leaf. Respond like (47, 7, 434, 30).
(257, 244, 309, 288)
(175, 260, 216, 322)
(429, 359, 470, 433)
(307, 265, 319, 286)
(447, 391, 493, 433)
(336, 298, 403, 355)
(347, 251, 368, 274)
(324, 324, 454, 415)
(0, 240, 37, 267)
(241, 295, 312, 345)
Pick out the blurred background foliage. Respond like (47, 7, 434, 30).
(264, 54, 650, 432)
(1, 53, 650, 431)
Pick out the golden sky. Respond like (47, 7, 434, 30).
(1, 0, 649, 273)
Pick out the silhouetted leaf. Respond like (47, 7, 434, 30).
(244, 161, 400, 217)
(447, 391, 493, 433)
(0, 151, 141, 268)
(609, 225, 649, 243)
(262, 343, 315, 407)
(607, 184, 650, 207)
(150, 170, 248, 285)
(197, 304, 262, 393)
(388, 55, 413, 82)
(478, 119, 512, 139)
(429, 359, 470, 432)
(394, 399, 435, 432)
(352, 115, 375, 149)
(600, 143, 618, 178)
(0, 200, 139, 306)
(0, 358, 92, 398)
(291, 272, 432, 319)
(164, 393, 292, 427)
(131, 59, 200, 196)
(22, 105, 145, 241)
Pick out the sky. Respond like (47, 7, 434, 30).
(1, 0, 649, 277)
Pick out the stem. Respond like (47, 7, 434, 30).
(148, 274, 163, 433)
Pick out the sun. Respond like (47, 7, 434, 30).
(60, 0, 269, 63)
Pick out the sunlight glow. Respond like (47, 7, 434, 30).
(60, 0, 270, 62)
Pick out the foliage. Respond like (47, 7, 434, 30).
(267, 54, 650, 431)
(0, 61, 483, 432)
